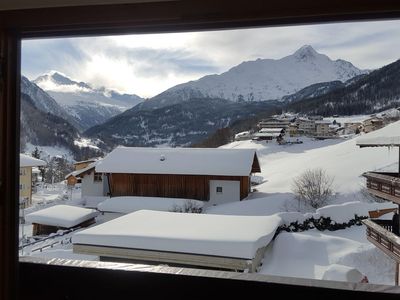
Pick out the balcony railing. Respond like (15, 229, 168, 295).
(363, 172, 400, 205)
(362, 219, 400, 263)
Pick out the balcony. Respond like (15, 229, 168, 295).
(362, 219, 400, 263)
(363, 172, 400, 205)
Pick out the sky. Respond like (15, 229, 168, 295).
(22, 19, 400, 98)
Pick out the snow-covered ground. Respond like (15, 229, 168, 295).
(19, 118, 400, 286)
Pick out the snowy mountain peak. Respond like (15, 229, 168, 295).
(32, 72, 144, 130)
(34, 72, 92, 93)
(293, 45, 319, 60)
(144, 45, 368, 109)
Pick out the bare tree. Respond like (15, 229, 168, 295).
(170, 200, 203, 213)
(292, 168, 334, 210)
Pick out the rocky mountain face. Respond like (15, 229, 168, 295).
(33, 71, 144, 130)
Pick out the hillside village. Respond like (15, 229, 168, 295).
(235, 108, 400, 143)
(18, 112, 400, 286)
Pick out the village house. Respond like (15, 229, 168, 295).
(362, 117, 384, 133)
(66, 158, 97, 186)
(65, 159, 109, 198)
(95, 147, 261, 206)
(257, 118, 290, 129)
(19, 154, 46, 208)
(288, 123, 299, 137)
(344, 121, 362, 134)
(297, 118, 316, 135)
(357, 136, 400, 286)
(315, 120, 331, 137)
(234, 131, 253, 141)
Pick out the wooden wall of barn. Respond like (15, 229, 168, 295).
(108, 174, 250, 201)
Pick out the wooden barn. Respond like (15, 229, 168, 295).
(96, 147, 261, 206)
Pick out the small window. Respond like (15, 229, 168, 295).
(94, 172, 102, 182)
(216, 186, 223, 193)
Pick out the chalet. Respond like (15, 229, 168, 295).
(315, 120, 331, 137)
(288, 123, 299, 137)
(66, 158, 98, 186)
(234, 131, 252, 141)
(19, 154, 46, 208)
(356, 136, 400, 285)
(297, 118, 316, 135)
(362, 118, 384, 133)
(257, 118, 290, 129)
(65, 160, 109, 198)
(253, 128, 285, 141)
(344, 121, 362, 134)
(95, 147, 261, 206)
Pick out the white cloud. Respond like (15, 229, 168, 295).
(22, 19, 400, 97)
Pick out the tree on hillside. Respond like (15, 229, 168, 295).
(292, 168, 334, 210)
(31, 147, 46, 182)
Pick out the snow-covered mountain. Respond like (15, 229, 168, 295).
(143, 45, 367, 109)
(21, 76, 83, 131)
(34, 71, 144, 130)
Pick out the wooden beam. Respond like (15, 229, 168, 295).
(73, 243, 267, 272)
(366, 188, 400, 205)
(0, 0, 400, 38)
(0, 28, 20, 300)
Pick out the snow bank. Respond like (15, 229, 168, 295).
(97, 196, 204, 214)
(83, 196, 109, 208)
(204, 194, 292, 216)
(315, 201, 397, 223)
(260, 227, 395, 284)
(73, 210, 282, 259)
(25, 205, 99, 228)
(321, 264, 364, 282)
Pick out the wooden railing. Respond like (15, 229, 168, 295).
(362, 219, 400, 263)
(363, 172, 400, 204)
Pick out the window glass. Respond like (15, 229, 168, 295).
(19, 20, 400, 287)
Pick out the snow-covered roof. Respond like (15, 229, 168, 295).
(20, 154, 46, 167)
(65, 161, 99, 179)
(357, 136, 400, 148)
(25, 205, 99, 228)
(96, 147, 260, 176)
(74, 158, 98, 165)
(259, 128, 284, 133)
(253, 132, 281, 138)
(315, 120, 331, 124)
(72, 210, 281, 259)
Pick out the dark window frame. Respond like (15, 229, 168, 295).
(2, 1, 400, 299)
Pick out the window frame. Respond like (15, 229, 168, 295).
(2, 1, 400, 299)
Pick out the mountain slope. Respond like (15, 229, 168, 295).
(21, 76, 83, 131)
(34, 71, 144, 130)
(85, 98, 282, 148)
(287, 59, 400, 116)
(20, 92, 103, 161)
(142, 45, 367, 109)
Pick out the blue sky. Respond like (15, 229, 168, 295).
(22, 19, 400, 98)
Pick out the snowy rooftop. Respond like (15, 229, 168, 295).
(357, 136, 400, 148)
(96, 147, 260, 176)
(73, 210, 281, 259)
(20, 154, 46, 167)
(25, 205, 99, 228)
(259, 128, 284, 133)
(65, 161, 99, 179)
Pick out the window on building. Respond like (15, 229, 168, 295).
(216, 187, 223, 193)
(94, 173, 102, 182)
